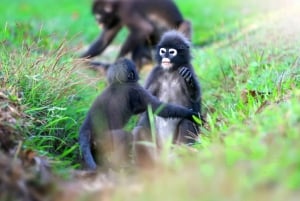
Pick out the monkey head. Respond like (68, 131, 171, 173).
(155, 30, 191, 70)
(92, 0, 120, 29)
(107, 58, 139, 84)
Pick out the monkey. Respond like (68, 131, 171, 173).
(133, 30, 202, 167)
(80, 0, 192, 70)
(79, 58, 200, 170)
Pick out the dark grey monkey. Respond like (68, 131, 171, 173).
(134, 30, 202, 167)
(80, 0, 191, 70)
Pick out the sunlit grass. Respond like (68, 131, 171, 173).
(0, 22, 105, 169)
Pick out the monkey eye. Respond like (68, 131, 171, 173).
(159, 48, 167, 56)
(169, 48, 177, 57)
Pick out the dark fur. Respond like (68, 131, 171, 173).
(79, 58, 198, 170)
(80, 0, 191, 69)
(134, 31, 202, 167)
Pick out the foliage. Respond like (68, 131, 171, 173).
(0, 21, 105, 169)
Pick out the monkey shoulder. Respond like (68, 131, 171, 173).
(89, 84, 131, 110)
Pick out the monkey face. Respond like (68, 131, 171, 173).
(157, 45, 189, 70)
(156, 30, 191, 70)
(92, 1, 119, 29)
(159, 48, 178, 69)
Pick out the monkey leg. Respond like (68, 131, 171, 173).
(118, 13, 154, 59)
(174, 119, 199, 145)
(132, 44, 153, 70)
(132, 125, 157, 169)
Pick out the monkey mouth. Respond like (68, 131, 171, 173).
(161, 58, 173, 69)
(162, 62, 173, 69)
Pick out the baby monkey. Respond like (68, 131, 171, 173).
(79, 58, 199, 170)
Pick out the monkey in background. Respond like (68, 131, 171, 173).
(79, 58, 199, 170)
(80, 0, 191, 70)
(133, 30, 202, 167)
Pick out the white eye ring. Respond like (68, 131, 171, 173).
(169, 48, 177, 57)
(159, 48, 167, 56)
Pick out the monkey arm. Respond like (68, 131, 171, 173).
(188, 77, 203, 123)
(186, 76, 202, 120)
(128, 86, 197, 122)
(178, 66, 202, 121)
(81, 23, 122, 58)
(140, 89, 198, 122)
(179, 67, 201, 102)
(189, 76, 201, 102)
(156, 103, 198, 123)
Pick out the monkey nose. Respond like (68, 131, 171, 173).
(162, 58, 171, 63)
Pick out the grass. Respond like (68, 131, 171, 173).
(1, 0, 300, 200)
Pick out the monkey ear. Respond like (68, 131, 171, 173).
(128, 71, 135, 81)
(128, 69, 139, 82)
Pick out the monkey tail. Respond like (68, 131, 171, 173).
(79, 119, 97, 170)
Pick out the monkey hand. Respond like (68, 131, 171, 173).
(179, 67, 193, 84)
